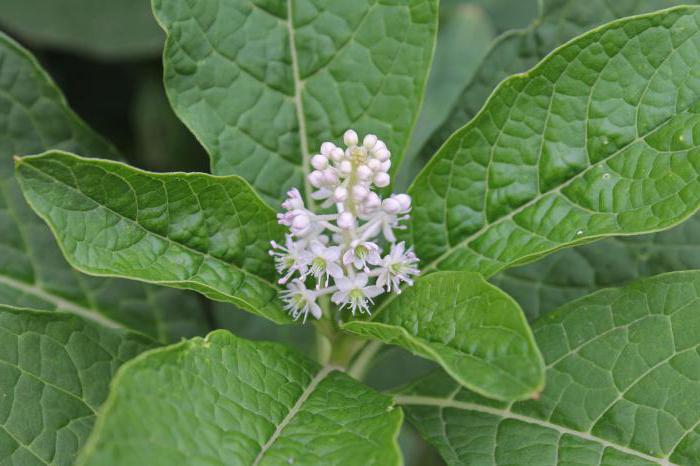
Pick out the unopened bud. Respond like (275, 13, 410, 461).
(330, 147, 344, 162)
(352, 185, 369, 201)
(394, 194, 411, 211)
(320, 142, 336, 155)
(343, 129, 358, 146)
(382, 198, 400, 214)
(311, 154, 328, 170)
(374, 172, 390, 188)
(308, 170, 324, 187)
(333, 186, 348, 202)
(337, 211, 356, 229)
(374, 148, 390, 162)
(363, 134, 378, 149)
(356, 164, 372, 180)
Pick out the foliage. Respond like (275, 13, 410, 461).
(1, 1, 700, 465)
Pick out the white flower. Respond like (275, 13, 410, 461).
(272, 130, 420, 321)
(308, 242, 344, 287)
(269, 235, 311, 284)
(343, 241, 382, 271)
(278, 188, 322, 237)
(376, 242, 419, 293)
(332, 273, 383, 315)
(281, 280, 323, 322)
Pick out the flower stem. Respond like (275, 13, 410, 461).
(347, 340, 383, 380)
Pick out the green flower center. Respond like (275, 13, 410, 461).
(354, 245, 368, 260)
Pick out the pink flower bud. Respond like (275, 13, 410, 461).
(322, 169, 338, 185)
(363, 192, 381, 210)
(320, 142, 336, 155)
(368, 159, 382, 171)
(356, 164, 372, 180)
(363, 134, 378, 149)
(343, 129, 358, 146)
(308, 170, 324, 187)
(339, 160, 352, 175)
(330, 147, 344, 162)
(374, 172, 390, 188)
(337, 212, 356, 229)
(382, 198, 400, 214)
(311, 154, 328, 170)
(394, 194, 411, 211)
(333, 186, 348, 202)
(352, 185, 368, 200)
(374, 148, 390, 162)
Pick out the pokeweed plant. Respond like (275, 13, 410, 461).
(2, 1, 700, 465)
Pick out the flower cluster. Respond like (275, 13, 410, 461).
(270, 130, 420, 322)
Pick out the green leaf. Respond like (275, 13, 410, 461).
(77, 330, 403, 466)
(0, 32, 208, 341)
(417, 0, 695, 168)
(0, 305, 154, 466)
(492, 214, 700, 321)
(343, 272, 544, 401)
(15, 151, 290, 323)
(406, 6, 700, 278)
(0, 0, 164, 59)
(398, 271, 700, 465)
(153, 0, 438, 204)
(397, 4, 495, 189)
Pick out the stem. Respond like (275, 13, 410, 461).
(347, 340, 383, 380)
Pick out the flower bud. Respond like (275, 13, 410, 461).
(374, 172, 390, 188)
(333, 186, 348, 202)
(311, 154, 328, 170)
(320, 142, 336, 155)
(337, 211, 356, 229)
(374, 148, 390, 162)
(308, 170, 324, 187)
(367, 159, 382, 171)
(339, 160, 352, 175)
(292, 214, 310, 230)
(382, 198, 400, 214)
(364, 192, 381, 209)
(352, 185, 368, 201)
(363, 134, 378, 149)
(321, 169, 338, 185)
(356, 164, 372, 180)
(330, 147, 344, 162)
(343, 129, 358, 146)
(394, 194, 411, 211)
(380, 160, 391, 172)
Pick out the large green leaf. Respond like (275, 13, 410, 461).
(0, 305, 154, 466)
(77, 330, 403, 466)
(153, 0, 438, 204)
(343, 272, 543, 401)
(397, 4, 495, 189)
(15, 151, 289, 323)
(415, 0, 695, 170)
(0, 0, 163, 59)
(0, 32, 208, 341)
(493, 214, 700, 321)
(398, 271, 700, 465)
(405, 6, 700, 278)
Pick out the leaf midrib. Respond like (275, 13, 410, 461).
(417, 23, 700, 275)
(286, 0, 312, 203)
(19, 158, 279, 291)
(251, 365, 337, 465)
(396, 395, 679, 465)
(0, 274, 124, 329)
